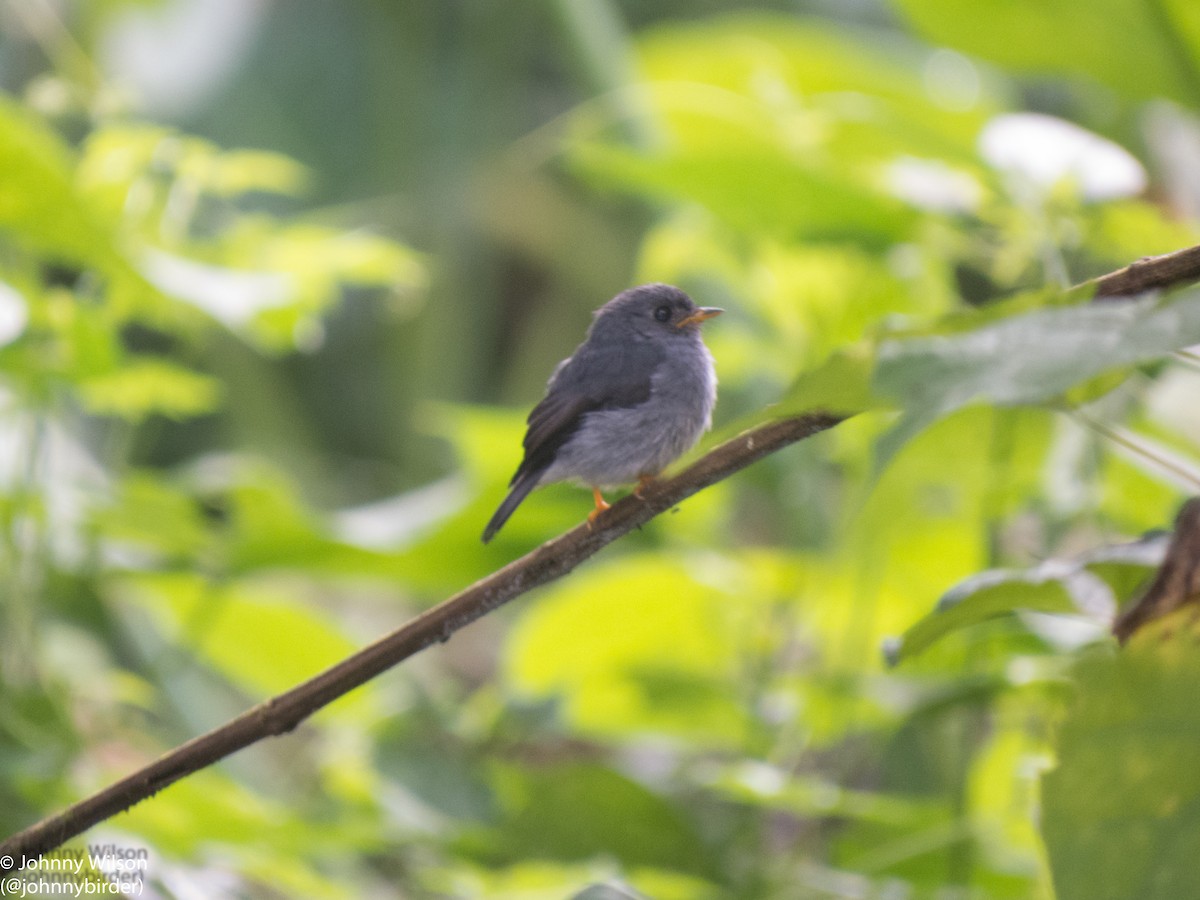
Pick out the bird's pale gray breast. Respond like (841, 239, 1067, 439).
(540, 336, 716, 487)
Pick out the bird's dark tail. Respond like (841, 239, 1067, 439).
(481, 469, 543, 543)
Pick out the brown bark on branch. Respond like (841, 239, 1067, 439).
(1086, 243, 1200, 299)
(5, 242, 1200, 869)
(1112, 498, 1200, 643)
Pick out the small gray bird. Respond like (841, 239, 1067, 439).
(482, 283, 721, 543)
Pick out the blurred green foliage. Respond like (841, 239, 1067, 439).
(3, 1, 1200, 898)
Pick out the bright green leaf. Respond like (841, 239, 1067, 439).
(706, 761, 947, 826)
(873, 288, 1200, 466)
(774, 343, 879, 417)
(890, 0, 1200, 107)
(77, 358, 222, 422)
(573, 143, 918, 242)
(208, 149, 311, 197)
(93, 473, 211, 560)
(1043, 637, 1200, 899)
(476, 761, 715, 878)
(0, 94, 120, 270)
(891, 533, 1167, 663)
(115, 571, 373, 721)
(890, 573, 1080, 664)
(504, 557, 750, 743)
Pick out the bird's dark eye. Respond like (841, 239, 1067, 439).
(654, 305, 671, 322)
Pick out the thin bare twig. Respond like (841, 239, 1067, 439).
(1086, 243, 1200, 299)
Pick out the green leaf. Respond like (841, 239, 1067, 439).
(635, 14, 994, 156)
(504, 557, 751, 743)
(473, 761, 715, 878)
(872, 288, 1200, 467)
(1043, 636, 1200, 899)
(375, 712, 496, 824)
(891, 536, 1166, 663)
(93, 473, 211, 560)
(115, 571, 373, 721)
(774, 343, 879, 417)
(208, 149, 311, 197)
(249, 224, 426, 292)
(215, 463, 401, 577)
(705, 761, 947, 826)
(573, 143, 918, 242)
(0, 94, 121, 270)
(422, 862, 715, 900)
(890, 0, 1200, 107)
(197, 222, 425, 349)
(114, 769, 374, 899)
(77, 358, 222, 422)
(568, 14, 1001, 244)
(889, 571, 1080, 664)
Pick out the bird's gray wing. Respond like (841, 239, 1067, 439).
(482, 338, 664, 543)
(515, 337, 665, 483)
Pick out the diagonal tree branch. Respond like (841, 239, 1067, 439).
(5, 242, 1200, 869)
(1086, 242, 1200, 299)
(1, 413, 844, 868)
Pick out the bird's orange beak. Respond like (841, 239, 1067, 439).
(676, 307, 723, 328)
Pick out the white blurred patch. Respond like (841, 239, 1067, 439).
(980, 113, 1147, 200)
(101, 0, 270, 116)
(0, 398, 108, 567)
(1146, 363, 1200, 448)
(0, 281, 28, 346)
(1019, 610, 1112, 651)
(732, 760, 787, 797)
(1143, 101, 1200, 221)
(924, 49, 981, 113)
(141, 248, 293, 328)
(887, 157, 983, 213)
(333, 476, 470, 550)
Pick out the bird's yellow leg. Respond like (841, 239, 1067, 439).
(586, 486, 611, 527)
(634, 474, 657, 499)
